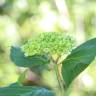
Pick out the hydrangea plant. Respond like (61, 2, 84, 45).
(22, 32, 75, 56)
(0, 32, 96, 96)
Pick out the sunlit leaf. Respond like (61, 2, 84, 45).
(62, 38, 96, 88)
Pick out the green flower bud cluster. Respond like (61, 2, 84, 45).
(22, 32, 75, 56)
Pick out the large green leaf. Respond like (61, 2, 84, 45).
(0, 85, 55, 96)
(62, 38, 96, 88)
(10, 46, 50, 67)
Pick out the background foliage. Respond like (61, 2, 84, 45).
(0, 0, 96, 96)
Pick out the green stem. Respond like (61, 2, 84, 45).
(51, 55, 65, 96)
(55, 64, 64, 96)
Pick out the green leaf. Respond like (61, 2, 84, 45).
(9, 82, 20, 87)
(0, 85, 55, 96)
(62, 38, 96, 88)
(10, 46, 50, 68)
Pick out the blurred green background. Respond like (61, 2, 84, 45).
(0, 0, 96, 96)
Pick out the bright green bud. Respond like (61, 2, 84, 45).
(22, 32, 75, 56)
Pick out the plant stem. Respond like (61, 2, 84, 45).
(54, 63, 65, 96)
(51, 55, 65, 95)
